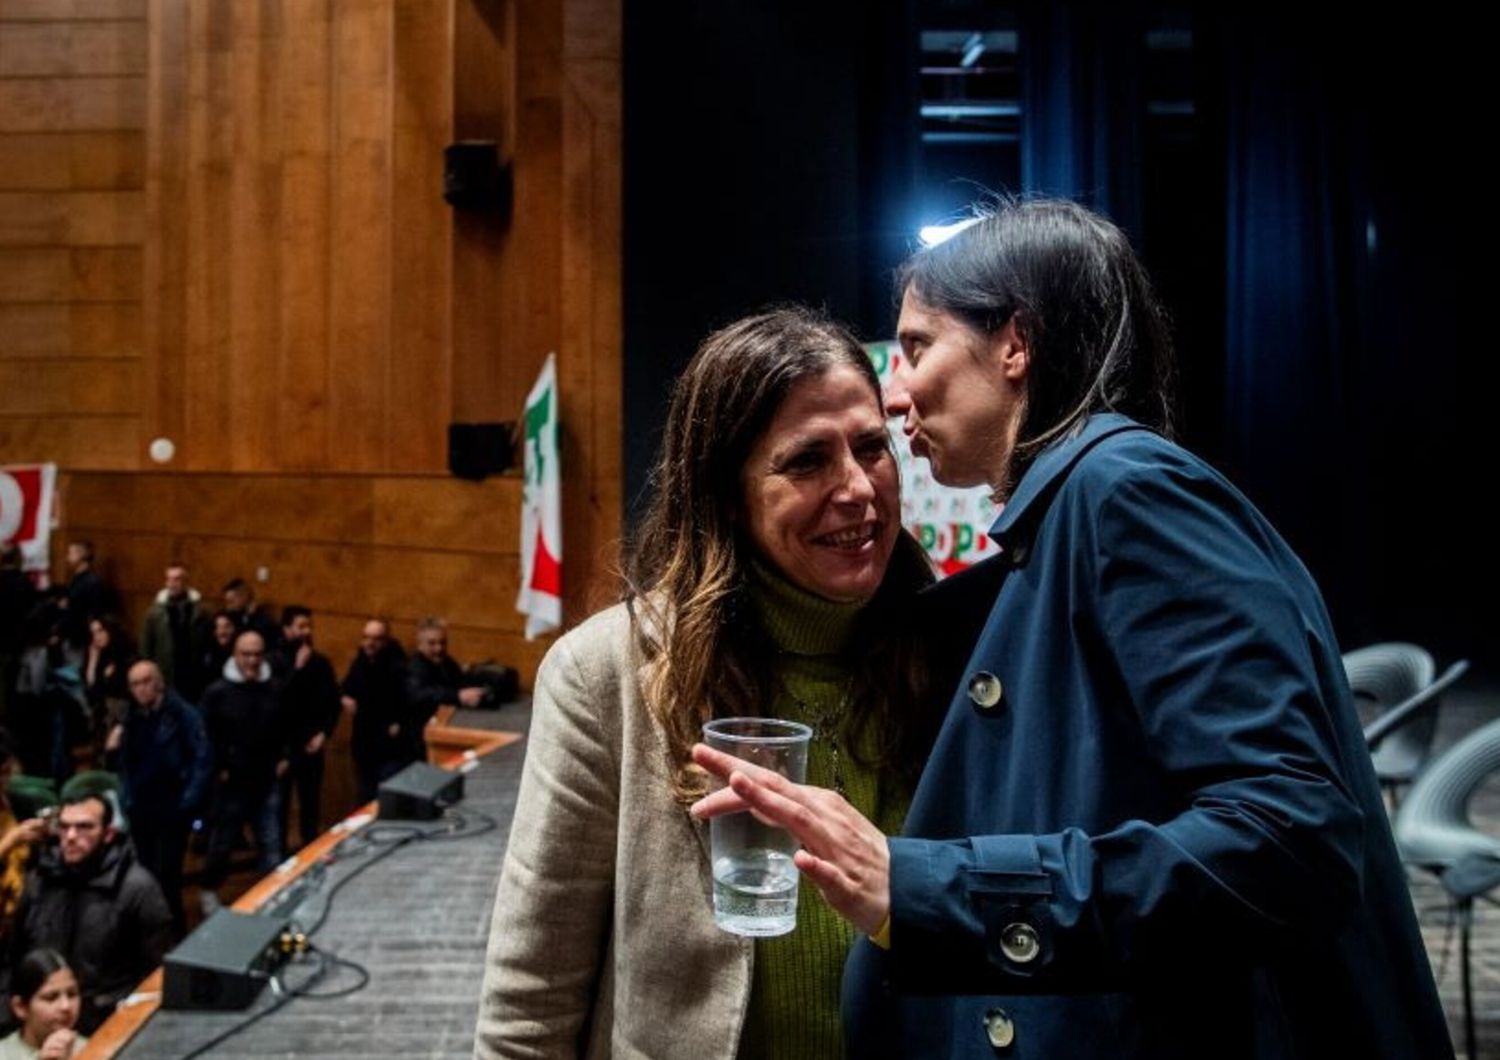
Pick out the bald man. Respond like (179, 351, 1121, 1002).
(118, 660, 212, 936)
(197, 631, 292, 914)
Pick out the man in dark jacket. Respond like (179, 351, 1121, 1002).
(198, 630, 290, 913)
(272, 606, 341, 849)
(117, 660, 212, 936)
(8, 793, 172, 1033)
(405, 617, 485, 761)
(138, 563, 212, 700)
(61, 540, 115, 658)
(220, 578, 277, 646)
(340, 617, 411, 803)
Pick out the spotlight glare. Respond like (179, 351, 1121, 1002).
(918, 217, 980, 248)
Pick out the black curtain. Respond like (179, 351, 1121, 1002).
(1018, 0, 1146, 239)
(1215, 15, 1372, 642)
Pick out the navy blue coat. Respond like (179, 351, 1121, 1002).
(843, 415, 1451, 1059)
(119, 687, 213, 819)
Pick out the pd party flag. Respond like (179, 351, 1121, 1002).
(516, 353, 562, 638)
(0, 463, 58, 580)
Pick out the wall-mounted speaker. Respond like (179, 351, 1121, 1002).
(448, 421, 516, 481)
(443, 140, 513, 215)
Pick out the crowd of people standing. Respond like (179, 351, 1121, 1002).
(0, 543, 497, 1042)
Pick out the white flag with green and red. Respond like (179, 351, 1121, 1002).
(517, 353, 562, 638)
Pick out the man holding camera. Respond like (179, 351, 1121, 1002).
(7, 793, 172, 1034)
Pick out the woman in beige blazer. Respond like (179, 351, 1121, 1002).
(474, 308, 934, 1059)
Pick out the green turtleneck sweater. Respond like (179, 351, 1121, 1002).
(736, 563, 910, 1060)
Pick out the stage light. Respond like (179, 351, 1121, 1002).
(918, 217, 981, 248)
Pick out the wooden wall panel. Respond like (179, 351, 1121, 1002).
(0, 304, 142, 358)
(0, 130, 144, 190)
(0, 190, 144, 244)
(11, 0, 621, 686)
(0, 3, 145, 472)
(0, 1, 147, 18)
(388, 0, 452, 471)
(0, 18, 147, 76)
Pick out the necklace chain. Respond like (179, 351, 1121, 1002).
(783, 676, 853, 798)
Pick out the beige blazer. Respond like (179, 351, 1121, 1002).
(474, 603, 752, 1059)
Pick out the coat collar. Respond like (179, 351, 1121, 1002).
(989, 413, 1151, 551)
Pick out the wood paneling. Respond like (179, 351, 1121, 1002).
(0, 5, 145, 471)
(0, 18, 147, 76)
(0, 190, 144, 244)
(0, 77, 145, 132)
(0, 415, 140, 468)
(0, 131, 144, 189)
(0, 0, 146, 18)
(0, 303, 141, 358)
(8, 0, 620, 660)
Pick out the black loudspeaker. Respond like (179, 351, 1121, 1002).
(162, 910, 291, 1011)
(448, 421, 516, 480)
(378, 761, 465, 821)
(443, 140, 512, 213)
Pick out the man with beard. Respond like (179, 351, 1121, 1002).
(339, 618, 411, 804)
(272, 607, 340, 849)
(6, 794, 171, 1033)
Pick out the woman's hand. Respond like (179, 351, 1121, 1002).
(0, 817, 48, 858)
(690, 743, 890, 934)
(38, 1028, 77, 1060)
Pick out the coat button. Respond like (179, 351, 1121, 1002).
(999, 921, 1040, 964)
(967, 671, 1003, 710)
(983, 1008, 1015, 1050)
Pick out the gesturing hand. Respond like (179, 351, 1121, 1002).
(689, 743, 890, 935)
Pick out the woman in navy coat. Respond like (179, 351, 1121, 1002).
(694, 200, 1451, 1058)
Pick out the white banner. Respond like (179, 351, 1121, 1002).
(0, 462, 58, 581)
(516, 353, 563, 639)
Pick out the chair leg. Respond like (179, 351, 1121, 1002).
(1461, 899, 1476, 1060)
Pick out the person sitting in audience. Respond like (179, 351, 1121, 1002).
(220, 579, 276, 645)
(340, 618, 410, 803)
(197, 630, 290, 915)
(7, 794, 171, 1034)
(138, 563, 211, 701)
(115, 661, 211, 938)
(272, 607, 341, 850)
(0, 735, 45, 950)
(404, 618, 485, 759)
(0, 949, 87, 1060)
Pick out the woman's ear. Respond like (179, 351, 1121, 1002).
(991, 317, 1029, 383)
(9, 994, 26, 1025)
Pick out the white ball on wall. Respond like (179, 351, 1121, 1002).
(148, 437, 176, 464)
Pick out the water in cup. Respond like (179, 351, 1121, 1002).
(702, 717, 811, 937)
(712, 841, 799, 935)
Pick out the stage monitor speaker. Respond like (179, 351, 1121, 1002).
(378, 761, 465, 821)
(162, 909, 291, 1011)
(448, 421, 515, 480)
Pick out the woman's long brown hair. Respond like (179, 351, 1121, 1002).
(625, 307, 934, 805)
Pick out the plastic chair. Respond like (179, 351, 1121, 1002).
(1343, 643, 1438, 805)
(1363, 659, 1471, 807)
(1394, 714, 1500, 1059)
